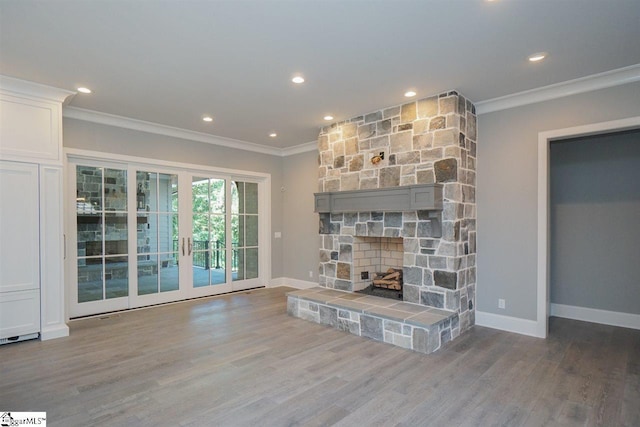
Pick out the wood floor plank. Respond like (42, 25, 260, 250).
(1, 287, 638, 427)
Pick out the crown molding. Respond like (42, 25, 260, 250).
(0, 75, 75, 103)
(63, 106, 293, 156)
(281, 140, 317, 156)
(475, 64, 640, 115)
(64, 106, 318, 157)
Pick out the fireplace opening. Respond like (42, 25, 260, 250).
(353, 236, 403, 300)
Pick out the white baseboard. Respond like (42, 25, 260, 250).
(550, 303, 640, 330)
(269, 277, 318, 289)
(40, 323, 70, 340)
(475, 311, 543, 338)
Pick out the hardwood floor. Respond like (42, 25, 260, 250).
(1, 287, 638, 426)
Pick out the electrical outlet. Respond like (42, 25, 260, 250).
(498, 298, 506, 309)
(308, 270, 313, 278)
(361, 271, 369, 280)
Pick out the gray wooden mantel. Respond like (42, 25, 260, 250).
(314, 184, 443, 213)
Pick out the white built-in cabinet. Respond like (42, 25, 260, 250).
(0, 75, 73, 342)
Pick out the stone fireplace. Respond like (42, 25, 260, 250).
(288, 91, 477, 353)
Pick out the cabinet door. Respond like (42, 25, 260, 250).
(0, 289, 40, 339)
(0, 161, 40, 293)
(0, 161, 40, 339)
(0, 93, 62, 163)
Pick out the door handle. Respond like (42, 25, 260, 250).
(188, 237, 193, 256)
(182, 237, 185, 256)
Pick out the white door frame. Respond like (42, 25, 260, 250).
(65, 148, 271, 317)
(536, 116, 640, 338)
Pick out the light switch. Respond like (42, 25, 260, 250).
(274, 232, 282, 238)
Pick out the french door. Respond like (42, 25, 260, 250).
(67, 158, 264, 317)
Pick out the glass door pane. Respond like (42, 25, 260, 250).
(232, 181, 259, 282)
(76, 166, 129, 303)
(136, 171, 179, 295)
(192, 177, 226, 287)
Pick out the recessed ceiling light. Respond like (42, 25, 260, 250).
(323, 115, 334, 121)
(269, 132, 277, 138)
(404, 90, 417, 98)
(202, 116, 213, 122)
(291, 75, 305, 84)
(77, 87, 92, 94)
(528, 52, 547, 62)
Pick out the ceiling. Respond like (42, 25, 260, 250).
(2, 0, 639, 150)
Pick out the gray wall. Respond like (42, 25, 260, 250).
(281, 150, 319, 282)
(477, 81, 640, 320)
(63, 118, 285, 279)
(550, 130, 640, 314)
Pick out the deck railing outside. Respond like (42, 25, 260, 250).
(172, 240, 238, 271)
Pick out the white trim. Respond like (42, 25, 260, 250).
(269, 277, 317, 289)
(550, 303, 640, 331)
(281, 141, 317, 156)
(65, 149, 272, 317)
(39, 165, 69, 338)
(537, 126, 550, 338)
(0, 75, 75, 104)
(64, 106, 317, 157)
(476, 64, 640, 114)
(269, 277, 286, 288)
(475, 311, 542, 338)
(40, 323, 70, 341)
(537, 116, 640, 339)
(259, 177, 272, 289)
(65, 148, 271, 180)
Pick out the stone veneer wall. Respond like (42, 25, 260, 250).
(317, 91, 477, 334)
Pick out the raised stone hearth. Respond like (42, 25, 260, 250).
(289, 91, 477, 353)
(287, 287, 457, 354)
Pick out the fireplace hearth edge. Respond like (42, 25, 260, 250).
(287, 287, 457, 354)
